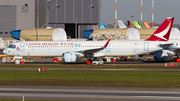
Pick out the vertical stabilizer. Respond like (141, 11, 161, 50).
(127, 21, 136, 28)
(143, 22, 151, 28)
(117, 20, 127, 28)
(133, 21, 142, 28)
(146, 17, 174, 41)
(100, 22, 106, 29)
(138, 21, 146, 28)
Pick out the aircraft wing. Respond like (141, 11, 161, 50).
(158, 43, 174, 49)
(83, 45, 107, 56)
(63, 38, 111, 57)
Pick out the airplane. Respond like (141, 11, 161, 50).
(3, 17, 174, 64)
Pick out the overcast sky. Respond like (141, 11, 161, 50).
(100, 0, 180, 25)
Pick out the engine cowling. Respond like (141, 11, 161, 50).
(63, 52, 83, 62)
(154, 50, 175, 61)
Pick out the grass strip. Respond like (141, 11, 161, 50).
(0, 70, 180, 87)
(0, 64, 180, 69)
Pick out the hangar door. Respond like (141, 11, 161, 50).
(0, 5, 16, 37)
(65, 24, 76, 38)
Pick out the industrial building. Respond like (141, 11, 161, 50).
(0, 0, 35, 37)
(0, 0, 100, 38)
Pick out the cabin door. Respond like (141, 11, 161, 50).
(20, 43, 25, 51)
(144, 42, 149, 51)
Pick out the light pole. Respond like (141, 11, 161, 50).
(36, 0, 39, 41)
(141, 0, 143, 22)
(152, 0, 154, 27)
(115, 0, 117, 28)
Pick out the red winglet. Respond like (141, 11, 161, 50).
(104, 38, 111, 48)
(146, 17, 174, 41)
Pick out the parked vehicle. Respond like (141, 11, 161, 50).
(92, 59, 104, 65)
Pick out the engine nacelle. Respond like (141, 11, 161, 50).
(63, 52, 83, 62)
(154, 50, 175, 61)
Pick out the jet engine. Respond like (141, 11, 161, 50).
(63, 52, 83, 62)
(154, 50, 175, 61)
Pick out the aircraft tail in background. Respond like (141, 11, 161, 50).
(133, 21, 142, 28)
(100, 22, 106, 29)
(127, 21, 136, 28)
(146, 17, 174, 41)
(138, 21, 146, 28)
(117, 20, 127, 28)
(143, 21, 152, 28)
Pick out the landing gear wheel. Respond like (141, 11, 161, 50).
(86, 59, 92, 64)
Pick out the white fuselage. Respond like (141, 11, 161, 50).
(3, 40, 171, 57)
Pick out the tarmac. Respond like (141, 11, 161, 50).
(0, 86, 180, 101)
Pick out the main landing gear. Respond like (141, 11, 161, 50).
(86, 55, 93, 64)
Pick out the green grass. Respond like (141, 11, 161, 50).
(0, 70, 180, 87)
(0, 64, 180, 69)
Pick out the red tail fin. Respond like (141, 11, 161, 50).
(146, 17, 174, 41)
(103, 38, 111, 48)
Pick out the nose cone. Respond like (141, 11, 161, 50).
(3, 48, 7, 55)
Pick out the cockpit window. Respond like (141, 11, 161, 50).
(8, 45, 16, 49)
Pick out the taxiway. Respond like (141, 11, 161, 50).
(0, 86, 180, 101)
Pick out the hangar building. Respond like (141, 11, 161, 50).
(0, 0, 100, 38)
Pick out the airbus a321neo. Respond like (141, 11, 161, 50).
(3, 17, 174, 64)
